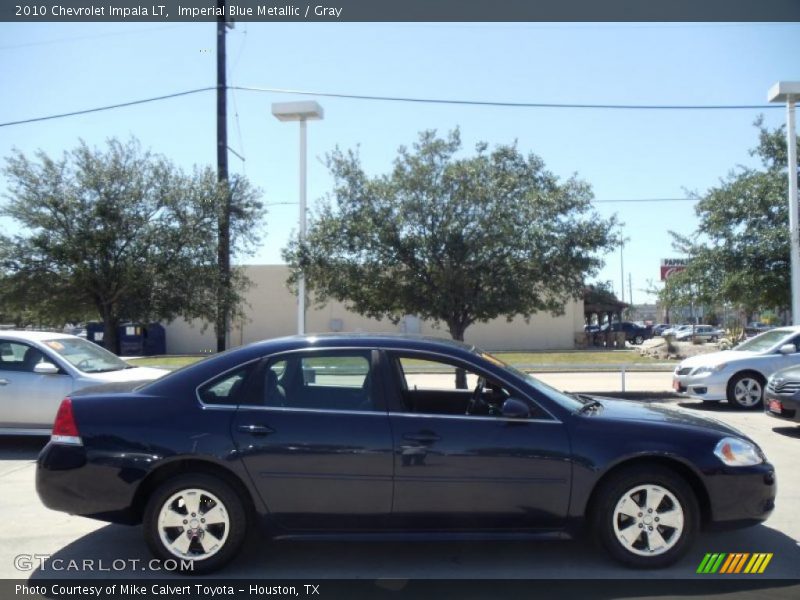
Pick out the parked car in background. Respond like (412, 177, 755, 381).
(662, 324, 692, 337)
(651, 323, 671, 336)
(673, 326, 800, 409)
(37, 334, 775, 573)
(765, 365, 800, 424)
(745, 322, 775, 337)
(601, 321, 653, 345)
(0, 331, 167, 435)
(674, 325, 726, 343)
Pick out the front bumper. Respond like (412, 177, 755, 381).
(764, 390, 800, 423)
(704, 463, 776, 528)
(672, 370, 728, 401)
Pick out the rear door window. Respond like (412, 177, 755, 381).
(264, 351, 374, 411)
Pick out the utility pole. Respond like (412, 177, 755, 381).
(619, 227, 624, 320)
(628, 273, 633, 307)
(216, 0, 230, 352)
(769, 82, 800, 325)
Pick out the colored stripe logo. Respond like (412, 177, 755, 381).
(697, 553, 773, 574)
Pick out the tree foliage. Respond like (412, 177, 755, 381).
(584, 281, 621, 307)
(664, 120, 795, 319)
(0, 138, 264, 352)
(283, 129, 618, 345)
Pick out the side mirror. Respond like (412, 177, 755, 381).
(779, 344, 797, 355)
(34, 362, 60, 375)
(501, 397, 530, 419)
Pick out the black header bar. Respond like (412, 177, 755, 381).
(3, 0, 800, 23)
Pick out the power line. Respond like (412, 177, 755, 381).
(0, 87, 215, 128)
(0, 24, 188, 51)
(0, 85, 781, 129)
(232, 85, 779, 111)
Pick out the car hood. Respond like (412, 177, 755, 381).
(588, 396, 746, 438)
(79, 366, 168, 383)
(678, 350, 761, 369)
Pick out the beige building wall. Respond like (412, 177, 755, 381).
(164, 265, 584, 354)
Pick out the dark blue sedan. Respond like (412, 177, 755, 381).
(36, 335, 776, 573)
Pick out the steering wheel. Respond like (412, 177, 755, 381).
(76, 359, 91, 370)
(465, 377, 489, 415)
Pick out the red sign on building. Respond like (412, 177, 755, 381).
(661, 258, 688, 281)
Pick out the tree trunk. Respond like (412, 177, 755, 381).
(101, 306, 120, 355)
(448, 321, 469, 390)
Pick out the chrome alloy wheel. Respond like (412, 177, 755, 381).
(157, 488, 230, 560)
(612, 484, 685, 557)
(733, 377, 763, 408)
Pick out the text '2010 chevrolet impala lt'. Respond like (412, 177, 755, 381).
(36, 335, 776, 573)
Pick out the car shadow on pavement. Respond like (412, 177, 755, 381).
(0, 436, 47, 461)
(26, 521, 800, 584)
(676, 401, 751, 413)
(771, 426, 800, 439)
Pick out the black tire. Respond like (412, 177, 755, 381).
(633, 335, 644, 345)
(143, 473, 248, 575)
(726, 372, 765, 409)
(591, 465, 699, 569)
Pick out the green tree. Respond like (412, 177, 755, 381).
(283, 129, 617, 384)
(0, 138, 264, 353)
(667, 119, 795, 320)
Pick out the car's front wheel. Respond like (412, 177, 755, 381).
(726, 372, 765, 409)
(633, 335, 644, 345)
(591, 466, 699, 568)
(143, 473, 248, 574)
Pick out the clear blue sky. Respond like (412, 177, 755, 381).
(1, 22, 798, 305)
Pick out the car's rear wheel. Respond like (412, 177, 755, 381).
(726, 372, 765, 409)
(633, 335, 644, 345)
(143, 473, 247, 574)
(591, 466, 698, 568)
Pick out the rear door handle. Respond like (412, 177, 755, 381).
(237, 424, 275, 436)
(402, 432, 441, 443)
(0, 379, 8, 386)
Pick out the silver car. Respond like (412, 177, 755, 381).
(672, 326, 800, 409)
(0, 331, 167, 435)
(673, 325, 725, 342)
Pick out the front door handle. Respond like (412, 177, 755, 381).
(402, 432, 441, 443)
(237, 424, 275, 436)
(0, 379, 9, 386)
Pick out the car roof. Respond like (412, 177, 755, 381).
(0, 330, 74, 342)
(248, 333, 478, 354)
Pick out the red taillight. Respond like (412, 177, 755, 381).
(51, 397, 82, 445)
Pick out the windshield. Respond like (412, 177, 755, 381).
(477, 351, 584, 411)
(43, 338, 130, 373)
(734, 329, 795, 353)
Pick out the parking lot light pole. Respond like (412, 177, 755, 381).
(271, 101, 324, 335)
(769, 83, 800, 325)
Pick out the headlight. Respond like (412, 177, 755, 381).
(714, 437, 764, 466)
(693, 363, 727, 375)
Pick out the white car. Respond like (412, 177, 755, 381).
(672, 326, 800, 409)
(661, 324, 692, 337)
(0, 331, 168, 435)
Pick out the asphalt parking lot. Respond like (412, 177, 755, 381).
(0, 381, 798, 589)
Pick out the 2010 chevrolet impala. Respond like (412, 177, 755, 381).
(36, 335, 776, 573)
